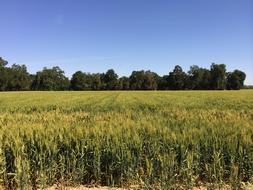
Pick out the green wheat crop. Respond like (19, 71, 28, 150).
(0, 90, 252, 189)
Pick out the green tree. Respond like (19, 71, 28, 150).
(157, 75, 169, 90)
(199, 69, 211, 90)
(70, 72, 102, 90)
(90, 73, 101, 90)
(118, 76, 130, 90)
(143, 71, 158, 90)
(0, 64, 8, 91)
(6, 64, 32, 90)
(31, 66, 69, 90)
(129, 70, 145, 90)
(0, 57, 8, 67)
(0, 56, 247, 91)
(0, 58, 31, 91)
(0, 57, 9, 90)
(167, 65, 188, 90)
(226, 70, 246, 90)
(129, 70, 158, 90)
(188, 65, 211, 90)
(70, 71, 85, 90)
(210, 63, 226, 90)
(70, 71, 91, 90)
(103, 69, 118, 90)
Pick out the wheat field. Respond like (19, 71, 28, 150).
(0, 91, 253, 189)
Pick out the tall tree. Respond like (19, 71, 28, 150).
(90, 73, 102, 90)
(70, 71, 93, 90)
(129, 70, 158, 90)
(188, 65, 211, 90)
(0, 58, 31, 91)
(31, 66, 69, 90)
(226, 70, 246, 90)
(143, 71, 158, 90)
(0, 69, 9, 91)
(157, 75, 169, 90)
(129, 70, 145, 90)
(118, 76, 130, 90)
(0, 56, 247, 91)
(70, 71, 86, 90)
(103, 69, 118, 90)
(210, 63, 226, 90)
(6, 64, 32, 90)
(198, 69, 212, 90)
(0, 57, 8, 67)
(0, 57, 9, 91)
(167, 65, 188, 90)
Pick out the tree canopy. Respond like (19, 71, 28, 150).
(31, 67, 69, 90)
(0, 56, 247, 91)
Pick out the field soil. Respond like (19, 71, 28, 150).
(44, 186, 207, 190)
(44, 184, 253, 190)
(1, 183, 253, 189)
(46, 186, 126, 190)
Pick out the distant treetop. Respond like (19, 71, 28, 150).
(0, 56, 247, 91)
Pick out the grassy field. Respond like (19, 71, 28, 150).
(0, 91, 253, 189)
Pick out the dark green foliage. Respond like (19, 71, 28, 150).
(200, 69, 212, 90)
(0, 57, 8, 67)
(226, 70, 246, 90)
(0, 57, 11, 91)
(31, 67, 69, 90)
(70, 71, 102, 90)
(118, 76, 130, 90)
(129, 70, 146, 90)
(129, 70, 158, 90)
(102, 69, 118, 90)
(71, 71, 91, 90)
(210, 63, 227, 90)
(0, 66, 9, 91)
(142, 71, 158, 90)
(167, 65, 188, 90)
(188, 65, 211, 90)
(6, 64, 32, 91)
(0, 56, 247, 91)
(4, 146, 17, 189)
(91, 73, 102, 90)
(70, 71, 87, 90)
(157, 75, 169, 90)
(242, 85, 253, 89)
(0, 60, 32, 91)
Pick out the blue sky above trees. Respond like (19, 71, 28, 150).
(0, 0, 252, 84)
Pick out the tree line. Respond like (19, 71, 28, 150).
(0, 56, 246, 91)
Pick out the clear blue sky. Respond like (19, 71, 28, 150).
(0, 0, 252, 84)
